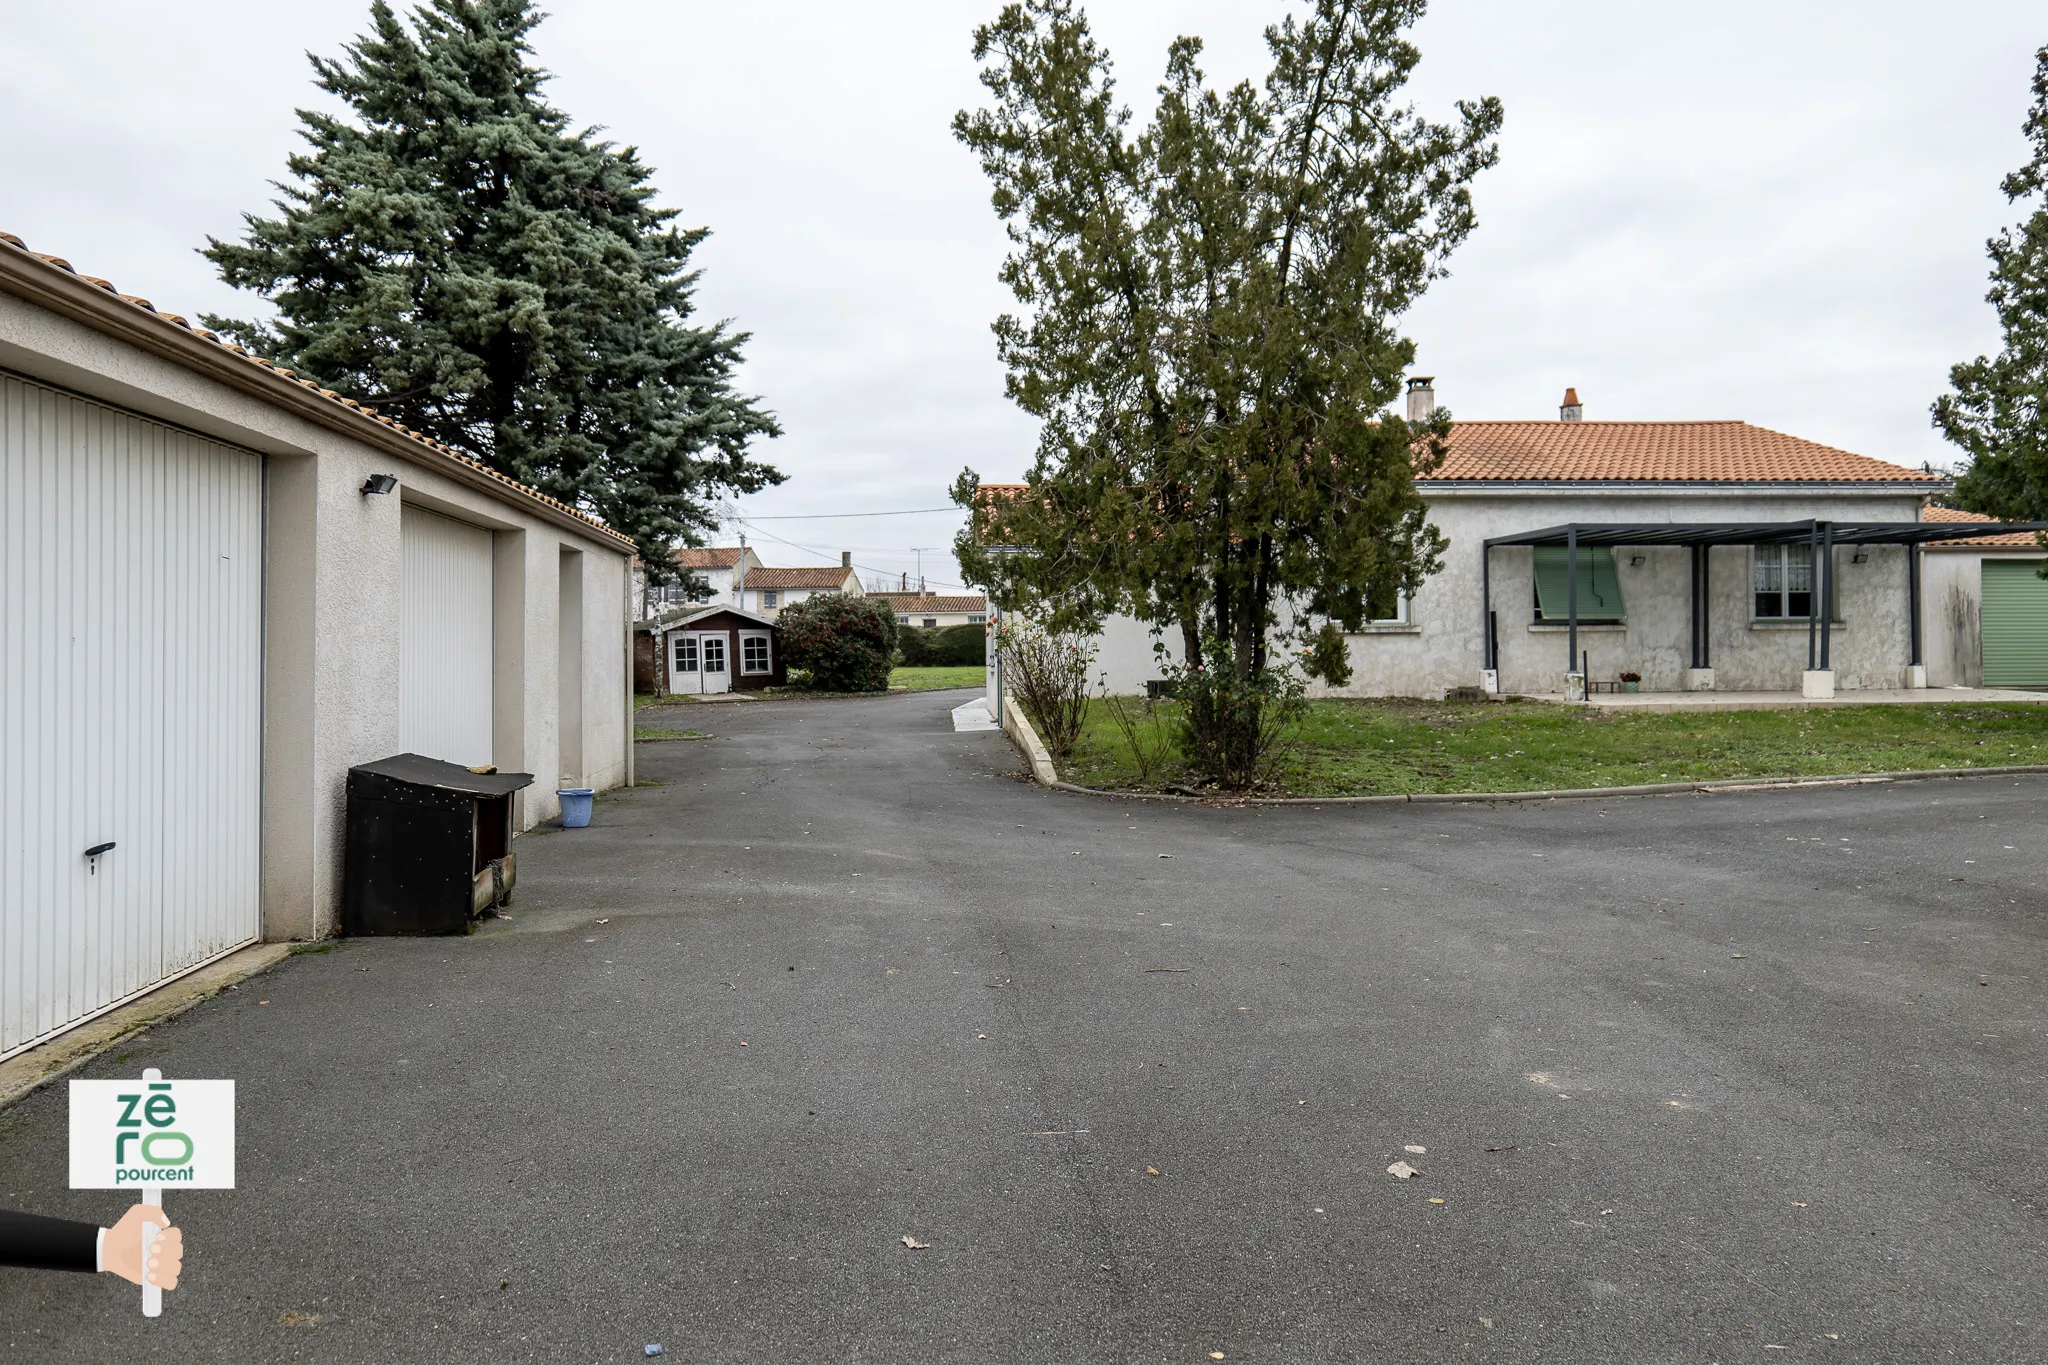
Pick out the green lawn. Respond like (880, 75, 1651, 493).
(891, 665, 987, 692)
(1058, 697, 2048, 797)
(634, 726, 712, 741)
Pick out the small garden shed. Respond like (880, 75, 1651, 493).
(659, 606, 784, 694)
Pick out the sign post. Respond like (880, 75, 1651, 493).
(70, 1067, 234, 1316)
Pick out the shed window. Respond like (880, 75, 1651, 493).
(1753, 544, 1814, 618)
(1532, 546, 1625, 622)
(741, 633, 772, 675)
(672, 636, 699, 671)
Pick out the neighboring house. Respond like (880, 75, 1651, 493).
(981, 383, 2039, 703)
(658, 606, 784, 693)
(1919, 507, 2048, 688)
(738, 556, 863, 617)
(0, 233, 635, 1058)
(638, 545, 764, 616)
(871, 593, 989, 628)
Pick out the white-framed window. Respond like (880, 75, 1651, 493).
(1370, 591, 1410, 625)
(740, 631, 772, 675)
(1753, 544, 1815, 619)
(762, 590, 779, 608)
(968, 614, 986, 624)
(672, 635, 699, 671)
(896, 614, 910, 624)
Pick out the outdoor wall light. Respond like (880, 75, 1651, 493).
(360, 474, 399, 496)
(1628, 554, 1645, 566)
(1851, 551, 1869, 564)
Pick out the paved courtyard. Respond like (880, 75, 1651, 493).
(2, 689, 2044, 1362)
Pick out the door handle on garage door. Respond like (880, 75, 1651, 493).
(84, 842, 115, 874)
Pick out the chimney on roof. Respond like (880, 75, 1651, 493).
(1406, 376, 1436, 424)
(841, 550, 851, 568)
(1559, 388, 1583, 422)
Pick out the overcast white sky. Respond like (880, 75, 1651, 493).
(2, 2, 2040, 590)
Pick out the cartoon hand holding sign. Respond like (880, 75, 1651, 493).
(67, 1067, 234, 1316)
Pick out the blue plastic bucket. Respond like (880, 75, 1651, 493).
(558, 788, 595, 828)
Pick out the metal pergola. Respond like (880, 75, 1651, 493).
(1479, 520, 2047, 681)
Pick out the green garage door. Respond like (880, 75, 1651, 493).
(1981, 560, 2048, 687)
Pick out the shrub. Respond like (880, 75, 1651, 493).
(993, 617, 1093, 759)
(898, 623, 987, 668)
(1167, 638, 1308, 789)
(778, 594, 898, 692)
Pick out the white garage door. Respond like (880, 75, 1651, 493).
(1, 374, 263, 1058)
(400, 505, 494, 766)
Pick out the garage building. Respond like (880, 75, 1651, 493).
(0, 234, 635, 1059)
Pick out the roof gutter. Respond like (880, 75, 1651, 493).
(0, 240, 635, 553)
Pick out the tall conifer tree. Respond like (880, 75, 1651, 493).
(203, 0, 781, 574)
(1936, 46, 2048, 523)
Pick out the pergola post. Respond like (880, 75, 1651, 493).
(1907, 542, 1925, 687)
(1804, 521, 1835, 699)
(1565, 526, 1582, 699)
(1480, 540, 1493, 672)
(1683, 543, 1714, 691)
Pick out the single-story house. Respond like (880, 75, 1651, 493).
(983, 382, 2041, 704)
(738, 557, 862, 617)
(638, 544, 764, 616)
(1920, 507, 2048, 688)
(659, 606, 785, 693)
(0, 232, 635, 1059)
(871, 592, 989, 628)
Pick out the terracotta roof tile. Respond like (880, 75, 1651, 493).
(1425, 421, 1941, 484)
(1922, 504, 2045, 548)
(0, 231, 631, 548)
(675, 546, 747, 569)
(744, 566, 858, 590)
(871, 593, 988, 614)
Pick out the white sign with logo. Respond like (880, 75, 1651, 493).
(70, 1077, 235, 1189)
(71, 1070, 234, 1317)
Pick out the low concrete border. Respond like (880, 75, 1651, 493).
(1000, 693, 1059, 786)
(0, 942, 295, 1113)
(1038, 763, 2048, 807)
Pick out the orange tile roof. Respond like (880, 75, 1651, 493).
(872, 593, 988, 614)
(1425, 421, 1941, 485)
(675, 546, 748, 569)
(745, 566, 858, 590)
(0, 231, 633, 548)
(1921, 504, 2045, 549)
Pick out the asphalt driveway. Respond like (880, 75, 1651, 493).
(2, 689, 2043, 1362)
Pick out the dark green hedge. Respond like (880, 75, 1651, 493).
(897, 623, 987, 667)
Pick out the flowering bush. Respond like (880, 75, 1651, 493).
(778, 594, 898, 692)
(993, 617, 1094, 759)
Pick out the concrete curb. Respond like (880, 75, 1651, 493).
(0, 942, 296, 1114)
(999, 694, 1059, 786)
(1040, 763, 2048, 807)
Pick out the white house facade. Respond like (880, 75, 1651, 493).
(0, 233, 635, 1059)
(985, 388, 2041, 705)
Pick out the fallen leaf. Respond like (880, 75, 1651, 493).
(596, 918, 610, 924)
(1142, 967, 1189, 973)
(901, 1236, 930, 1249)
(985, 980, 1009, 988)
(1404, 1145, 1427, 1154)
(1486, 1145, 1517, 1153)
(738, 1041, 748, 1047)
(1159, 854, 1174, 859)
(1209, 1355, 1225, 1361)
(1387, 1161, 1421, 1179)
(1792, 1202, 1808, 1207)
(1145, 1166, 1160, 1177)
(977, 1033, 988, 1039)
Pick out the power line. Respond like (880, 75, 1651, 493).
(728, 517, 975, 592)
(731, 507, 961, 520)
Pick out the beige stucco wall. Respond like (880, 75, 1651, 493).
(1055, 486, 1935, 699)
(0, 291, 632, 941)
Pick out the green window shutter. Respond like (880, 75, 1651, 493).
(1532, 546, 1625, 622)
(1980, 559, 2048, 686)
